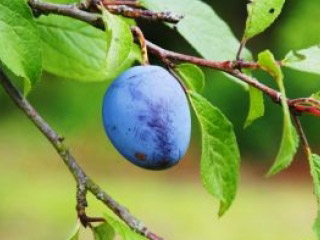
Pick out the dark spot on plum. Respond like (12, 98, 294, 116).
(128, 74, 138, 80)
(146, 101, 175, 160)
(112, 126, 117, 131)
(128, 81, 144, 100)
(269, 8, 275, 14)
(138, 115, 147, 121)
(135, 152, 146, 161)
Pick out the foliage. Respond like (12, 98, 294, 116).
(175, 64, 205, 93)
(257, 50, 299, 175)
(244, 0, 285, 40)
(66, 222, 80, 240)
(189, 91, 240, 216)
(0, 0, 41, 93)
(0, 0, 320, 239)
(283, 45, 320, 76)
(244, 86, 265, 128)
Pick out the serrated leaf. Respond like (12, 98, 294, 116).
(258, 50, 299, 175)
(140, 0, 251, 89)
(309, 153, 320, 239)
(92, 222, 116, 240)
(66, 222, 80, 240)
(245, 86, 265, 128)
(103, 214, 147, 240)
(244, 0, 285, 39)
(175, 63, 205, 92)
(0, 0, 42, 93)
(36, 13, 135, 82)
(310, 154, 320, 201)
(283, 45, 320, 76)
(188, 91, 240, 216)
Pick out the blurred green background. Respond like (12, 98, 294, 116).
(0, 0, 320, 239)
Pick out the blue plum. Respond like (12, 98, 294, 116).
(102, 65, 191, 170)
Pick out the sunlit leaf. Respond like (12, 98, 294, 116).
(175, 63, 205, 92)
(258, 50, 299, 175)
(189, 91, 240, 216)
(283, 45, 320, 76)
(244, 85, 265, 128)
(66, 222, 80, 240)
(244, 0, 285, 39)
(0, 0, 42, 93)
(308, 153, 320, 239)
(92, 222, 115, 240)
(37, 13, 136, 82)
(311, 91, 320, 101)
(103, 214, 147, 240)
(140, 0, 251, 89)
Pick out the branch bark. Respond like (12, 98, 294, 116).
(292, 114, 312, 158)
(0, 69, 163, 240)
(28, 0, 320, 118)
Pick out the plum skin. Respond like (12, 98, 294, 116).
(102, 65, 191, 170)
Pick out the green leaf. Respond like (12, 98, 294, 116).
(188, 91, 240, 216)
(102, 9, 134, 78)
(314, 211, 320, 240)
(309, 153, 320, 239)
(66, 222, 80, 240)
(244, 0, 285, 39)
(283, 45, 320, 76)
(103, 214, 147, 240)
(0, 0, 42, 93)
(311, 91, 320, 101)
(92, 222, 116, 240)
(140, 0, 251, 88)
(140, 0, 251, 61)
(244, 86, 265, 128)
(36, 13, 135, 82)
(310, 154, 320, 202)
(175, 63, 205, 92)
(258, 50, 299, 175)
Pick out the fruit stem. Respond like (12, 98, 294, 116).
(131, 26, 150, 65)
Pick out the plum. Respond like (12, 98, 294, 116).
(102, 65, 191, 170)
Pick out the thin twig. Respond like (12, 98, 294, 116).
(290, 98, 320, 108)
(105, 5, 183, 23)
(102, 0, 140, 7)
(131, 26, 149, 65)
(236, 38, 247, 61)
(28, 0, 320, 119)
(0, 69, 163, 240)
(292, 114, 311, 158)
(29, 0, 105, 28)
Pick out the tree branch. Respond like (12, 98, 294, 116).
(28, 0, 320, 118)
(101, 0, 141, 7)
(105, 5, 183, 23)
(292, 114, 312, 158)
(0, 69, 163, 240)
